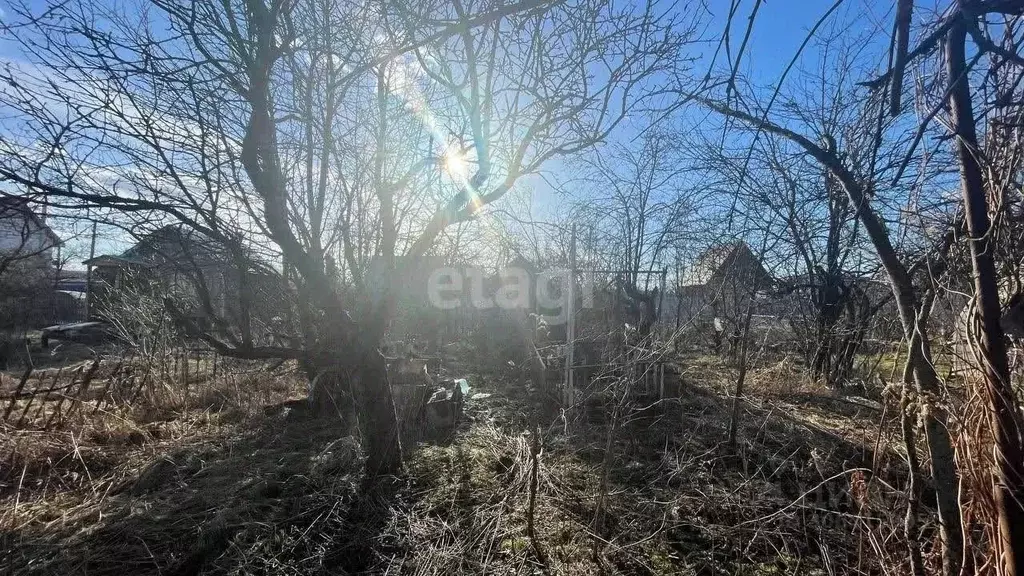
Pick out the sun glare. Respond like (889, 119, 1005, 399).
(442, 146, 470, 180)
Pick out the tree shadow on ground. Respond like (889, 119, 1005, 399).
(3, 365, 914, 576)
(543, 371, 908, 574)
(1, 408, 392, 576)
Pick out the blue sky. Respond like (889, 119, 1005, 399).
(703, 0, 894, 80)
(0, 0, 910, 268)
(528, 1, 902, 215)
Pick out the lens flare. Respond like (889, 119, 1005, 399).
(442, 146, 470, 180)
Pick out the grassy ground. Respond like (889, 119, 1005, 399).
(1, 352, 923, 575)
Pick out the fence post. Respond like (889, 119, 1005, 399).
(94, 355, 126, 414)
(184, 350, 191, 406)
(659, 267, 667, 342)
(563, 223, 577, 407)
(64, 358, 101, 424)
(30, 367, 62, 423)
(3, 366, 33, 422)
(44, 366, 83, 429)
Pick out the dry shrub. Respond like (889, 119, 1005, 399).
(747, 357, 821, 397)
(949, 370, 1002, 576)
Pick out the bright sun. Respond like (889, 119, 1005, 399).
(442, 146, 470, 180)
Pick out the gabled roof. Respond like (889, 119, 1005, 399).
(123, 225, 224, 262)
(82, 254, 148, 268)
(681, 241, 771, 288)
(85, 225, 229, 269)
(0, 196, 61, 247)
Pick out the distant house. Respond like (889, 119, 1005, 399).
(86, 225, 227, 299)
(670, 241, 774, 329)
(681, 242, 772, 290)
(0, 197, 60, 276)
(0, 197, 70, 330)
(84, 225, 285, 328)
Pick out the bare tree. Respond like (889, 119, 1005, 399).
(563, 129, 698, 335)
(693, 118, 880, 387)
(0, 0, 693, 474)
(696, 48, 970, 576)
(944, 8, 1024, 575)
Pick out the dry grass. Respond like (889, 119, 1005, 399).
(746, 357, 821, 397)
(374, 358, 916, 575)
(1, 348, 931, 575)
(0, 355, 314, 576)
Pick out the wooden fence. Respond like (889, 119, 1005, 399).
(0, 348, 222, 429)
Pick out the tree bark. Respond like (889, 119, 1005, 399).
(900, 374, 926, 576)
(727, 299, 756, 450)
(697, 97, 964, 576)
(902, 291, 939, 576)
(350, 344, 403, 476)
(946, 17, 1024, 576)
(310, 309, 403, 476)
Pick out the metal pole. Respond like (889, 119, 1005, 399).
(85, 221, 97, 319)
(659, 267, 667, 342)
(564, 223, 576, 407)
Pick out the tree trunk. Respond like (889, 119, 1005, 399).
(904, 313, 963, 576)
(901, 292, 937, 576)
(900, 374, 926, 576)
(697, 99, 964, 574)
(946, 18, 1024, 576)
(308, 301, 403, 476)
(350, 343, 403, 476)
(727, 300, 756, 450)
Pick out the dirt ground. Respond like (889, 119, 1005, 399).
(0, 352, 922, 575)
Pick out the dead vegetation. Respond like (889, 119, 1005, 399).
(0, 351, 309, 573)
(0, 344, 949, 576)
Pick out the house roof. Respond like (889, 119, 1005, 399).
(681, 241, 772, 288)
(0, 196, 61, 247)
(82, 254, 148, 268)
(85, 225, 229, 269)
